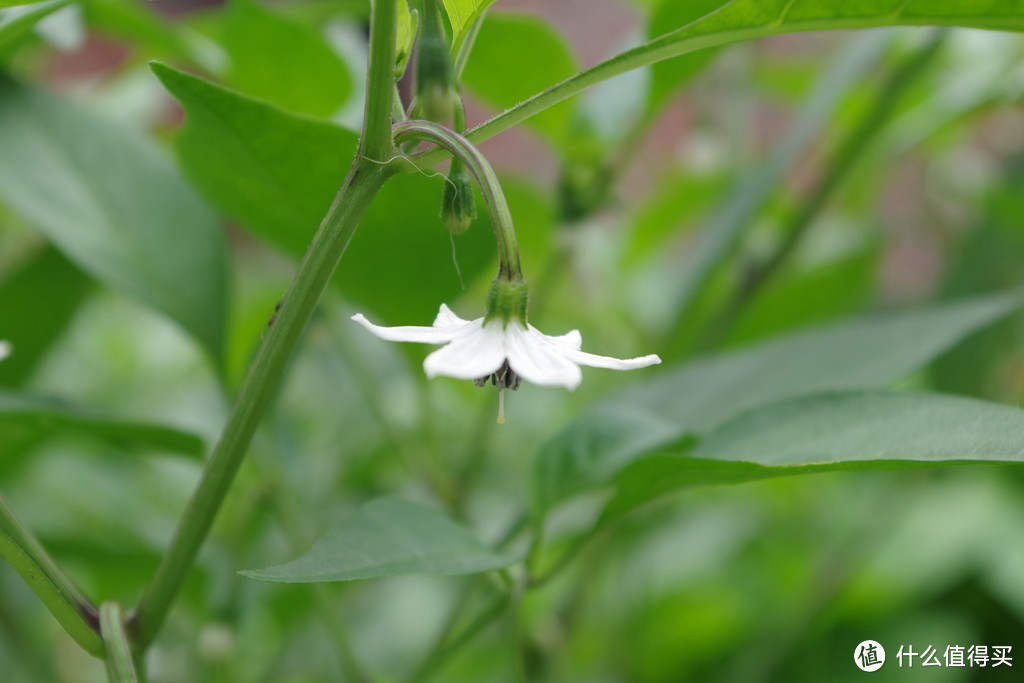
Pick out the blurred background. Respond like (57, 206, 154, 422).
(1, 0, 1024, 681)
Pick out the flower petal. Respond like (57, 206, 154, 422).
(351, 312, 467, 344)
(433, 303, 477, 330)
(563, 348, 662, 371)
(506, 324, 583, 390)
(423, 321, 507, 380)
(547, 328, 582, 350)
(0, 340, 10, 363)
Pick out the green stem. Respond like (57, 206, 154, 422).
(452, 399, 498, 514)
(129, 0, 402, 648)
(508, 583, 528, 683)
(101, 602, 139, 683)
(453, 96, 467, 134)
(528, 531, 593, 589)
(130, 161, 394, 648)
(362, 0, 399, 163)
(452, 14, 483, 81)
(392, 83, 406, 123)
(0, 491, 102, 657)
(392, 120, 522, 281)
(524, 516, 545, 580)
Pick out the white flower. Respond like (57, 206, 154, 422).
(0, 340, 10, 363)
(351, 304, 661, 392)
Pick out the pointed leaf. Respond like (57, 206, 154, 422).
(0, 77, 227, 359)
(241, 497, 517, 583)
(605, 391, 1024, 520)
(440, 0, 497, 56)
(151, 61, 358, 257)
(533, 290, 1024, 510)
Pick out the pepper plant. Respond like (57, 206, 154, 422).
(2, 0, 1024, 681)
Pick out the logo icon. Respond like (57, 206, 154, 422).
(855, 640, 886, 672)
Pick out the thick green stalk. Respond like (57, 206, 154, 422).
(130, 161, 392, 647)
(0, 492, 102, 656)
(129, 0, 401, 648)
(100, 602, 139, 683)
(392, 120, 522, 281)
(362, 0, 399, 162)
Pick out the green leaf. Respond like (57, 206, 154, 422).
(151, 61, 358, 257)
(532, 290, 1023, 510)
(439, 0, 496, 56)
(221, 0, 351, 118)
(0, 247, 91, 387)
(151, 62, 505, 322)
(605, 390, 1024, 520)
(0, 390, 205, 459)
(0, 0, 68, 54)
(646, 0, 729, 114)
(241, 497, 517, 582)
(341, 172, 498, 322)
(533, 408, 682, 514)
(460, 12, 578, 144)
(0, 77, 228, 360)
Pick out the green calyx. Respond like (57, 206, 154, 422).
(412, 0, 457, 123)
(484, 277, 528, 327)
(440, 159, 477, 234)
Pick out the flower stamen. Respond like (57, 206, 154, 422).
(472, 360, 521, 391)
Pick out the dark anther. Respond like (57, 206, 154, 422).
(473, 360, 521, 390)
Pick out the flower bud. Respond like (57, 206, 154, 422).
(558, 122, 612, 222)
(440, 159, 477, 235)
(412, 0, 457, 123)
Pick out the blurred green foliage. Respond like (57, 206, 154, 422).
(0, 0, 1024, 682)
